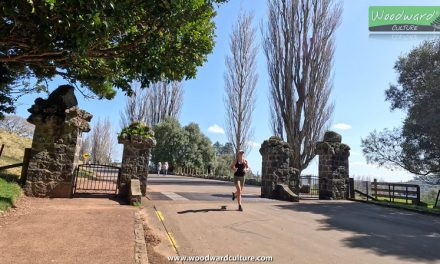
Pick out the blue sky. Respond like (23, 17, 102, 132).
(14, 0, 440, 182)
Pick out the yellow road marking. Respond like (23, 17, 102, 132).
(167, 232, 178, 249)
(155, 210, 164, 221)
(153, 206, 180, 255)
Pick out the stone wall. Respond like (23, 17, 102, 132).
(315, 131, 350, 200)
(259, 136, 299, 202)
(119, 134, 155, 203)
(22, 85, 92, 197)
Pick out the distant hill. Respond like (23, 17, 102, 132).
(0, 131, 32, 177)
(406, 179, 440, 193)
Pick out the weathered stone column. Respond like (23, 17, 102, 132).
(259, 136, 299, 202)
(315, 131, 350, 200)
(118, 123, 155, 204)
(22, 85, 92, 197)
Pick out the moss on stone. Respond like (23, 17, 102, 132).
(323, 131, 342, 143)
(118, 122, 154, 141)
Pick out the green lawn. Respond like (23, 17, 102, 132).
(354, 193, 440, 214)
(0, 131, 31, 211)
(376, 196, 417, 204)
(375, 195, 439, 208)
(356, 196, 439, 214)
(374, 200, 440, 214)
(0, 173, 22, 211)
(77, 169, 94, 178)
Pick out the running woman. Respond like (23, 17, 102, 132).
(157, 162, 162, 175)
(163, 161, 169, 176)
(230, 150, 249, 211)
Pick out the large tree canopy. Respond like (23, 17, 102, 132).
(362, 39, 440, 184)
(0, 0, 227, 117)
(152, 117, 215, 171)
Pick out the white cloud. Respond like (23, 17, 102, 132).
(246, 141, 261, 148)
(207, 124, 225, 134)
(333, 123, 352, 130)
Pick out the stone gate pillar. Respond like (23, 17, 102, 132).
(118, 123, 156, 204)
(22, 85, 92, 197)
(259, 136, 299, 202)
(315, 131, 350, 200)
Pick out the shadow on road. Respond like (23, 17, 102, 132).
(276, 201, 440, 262)
(211, 193, 260, 199)
(148, 180, 233, 187)
(71, 193, 128, 205)
(177, 207, 232, 214)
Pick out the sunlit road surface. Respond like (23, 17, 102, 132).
(142, 174, 440, 264)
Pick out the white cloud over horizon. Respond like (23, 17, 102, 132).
(207, 124, 225, 134)
(333, 123, 352, 130)
(246, 141, 261, 148)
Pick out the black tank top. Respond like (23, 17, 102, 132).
(234, 160, 246, 177)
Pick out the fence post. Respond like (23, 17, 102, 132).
(405, 186, 408, 204)
(0, 144, 4, 158)
(415, 185, 420, 205)
(20, 148, 32, 186)
(435, 190, 440, 208)
(393, 184, 396, 203)
(388, 184, 391, 202)
(348, 178, 355, 199)
(366, 181, 369, 201)
(373, 178, 378, 200)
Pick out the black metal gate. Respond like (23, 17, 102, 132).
(73, 164, 121, 194)
(299, 175, 319, 199)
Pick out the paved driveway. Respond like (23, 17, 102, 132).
(143, 174, 440, 264)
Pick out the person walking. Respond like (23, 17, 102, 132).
(163, 161, 169, 176)
(157, 162, 162, 175)
(230, 150, 249, 211)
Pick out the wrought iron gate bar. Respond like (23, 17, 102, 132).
(73, 164, 121, 194)
(299, 175, 319, 199)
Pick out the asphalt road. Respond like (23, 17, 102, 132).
(143, 174, 440, 264)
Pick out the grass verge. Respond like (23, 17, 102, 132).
(77, 169, 94, 178)
(353, 197, 440, 216)
(0, 172, 22, 211)
(0, 131, 31, 211)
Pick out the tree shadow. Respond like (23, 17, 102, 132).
(0, 197, 15, 209)
(211, 193, 260, 199)
(177, 206, 232, 214)
(276, 201, 440, 262)
(71, 193, 128, 205)
(0, 172, 20, 183)
(148, 180, 233, 187)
